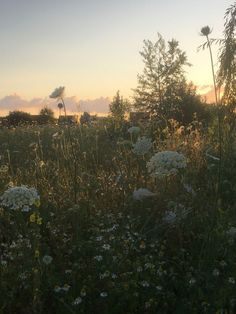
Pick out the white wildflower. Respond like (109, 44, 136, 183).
(147, 151, 187, 178)
(140, 281, 150, 287)
(133, 188, 155, 201)
(100, 292, 108, 297)
(212, 268, 220, 277)
(49, 86, 65, 99)
(42, 255, 53, 265)
(189, 278, 196, 285)
(163, 211, 177, 224)
(54, 286, 61, 293)
(229, 277, 235, 284)
(128, 126, 140, 134)
(132, 137, 152, 155)
(94, 255, 103, 262)
(0, 185, 40, 211)
(111, 273, 118, 279)
(72, 297, 82, 305)
(102, 244, 111, 250)
(226, 227, 236, 239)
(137, 266, 143, 273)
(61, 284, 70, 292)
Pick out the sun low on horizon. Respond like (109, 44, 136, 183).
(0, 0, 232, 115)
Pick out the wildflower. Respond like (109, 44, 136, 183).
(35, 250, 40, 258)
(29, 213, 36, 223)
(100, 292, 108, 297)
(140, 281, 150, 287)
(226, 227, 236, 239)
(133, 188, 155, 201)
(132, 137, 152, 155)
(80, 288, 86, 297)
(102, 244, 111, 250)
(0, 165, 8, 173)
(128, 126, 140, 134)
(65, 269, 72, 274)
(72, 297, 82, 305)
(42, 255, 53, 265)
(212, 268, 220, 277)
(54, 286, 61, 293)
(0, 185, 40, 211)
(61, 284, 71, 292)
(38, 160, 45, 168)
(162, 211, 177, 224)
(37, 217, 42, 225)
(1, 260, 7, 266)
(137, 266, 143, 272)
(49, 86, 65, 99)
(200, 25, 212, 36)
(94, 255, 103, 262)
(147, 151, 187, 178)
(189, 278, 196, 285)
(139, 241, 146, 249)
(229, 277, 235, 284)
(220, 260, 227, 267)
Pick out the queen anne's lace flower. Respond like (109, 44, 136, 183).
(147, 151, 187, 178)
(49, 86, 65, 99)
(0, 185, 40, 211)
(132, 137, 152, 155)
(133, 188, 155, 201)
(162, 210, 177, 224)
(42, 255, 53, 265)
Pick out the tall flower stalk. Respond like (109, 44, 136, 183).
(200, 26, 218, 105)
(200, 26, 222, 201)
(50, 86, 79, 203)
(50, 86, 67, 116)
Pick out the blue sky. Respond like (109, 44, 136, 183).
(0, 0, 233, 113)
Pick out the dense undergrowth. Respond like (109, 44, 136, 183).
(0, 115, 236, 314)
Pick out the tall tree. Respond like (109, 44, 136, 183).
(6, 111, 32, 126)
(133, 33, 193, 121)
(109, 90, 129, 122)
(217, 2, 236, 107)
(38, 106, 55, 124)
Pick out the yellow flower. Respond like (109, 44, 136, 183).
(35, 250, 40, 258)
(34, 199, 40, 208)
(37, 217, 42, 225)
(30, 213, 36, 223)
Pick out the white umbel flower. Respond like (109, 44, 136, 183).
(147, 151, 187, 178)
(132, 137, 152, 155)
(133, 188, 155, 201)
(0, 185, 40, 211)
(42, 255, 53, 265)
(49, 86, 65, 99)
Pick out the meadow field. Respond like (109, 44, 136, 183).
(1, 1, 236, 312)
(0, 114, 236, 314)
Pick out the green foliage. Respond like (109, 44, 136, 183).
(0, 116, 235, 312)
(109, 90, 129, 122)
(80, 112, 91, 125)
(38, 107, 56, 124)
(6, 110, 32, 126)
(217, 2, 236, 107)
(133, 33, 206, 124)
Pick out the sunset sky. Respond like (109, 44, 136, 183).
(0, 0, 233, 114)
